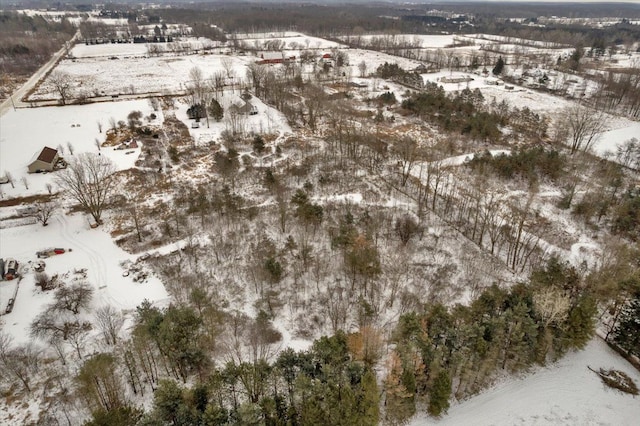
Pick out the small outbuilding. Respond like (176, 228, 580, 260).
(28, 147, 59, 173)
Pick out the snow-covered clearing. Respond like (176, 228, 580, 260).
(0, 100, 158, 198)
(410, 338, 640, 426)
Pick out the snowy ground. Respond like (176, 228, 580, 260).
(410, 338, 640, 426)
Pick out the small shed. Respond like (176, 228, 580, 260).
(28, 147, 59, 173)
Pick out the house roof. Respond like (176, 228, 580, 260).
(36, 147, 58, 164)
(229, 101, 256, 114)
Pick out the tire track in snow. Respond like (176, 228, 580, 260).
(56, 215, 121, 308)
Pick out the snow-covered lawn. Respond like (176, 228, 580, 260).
(411, 338, 640, 426)
(0, 100, 158, 198)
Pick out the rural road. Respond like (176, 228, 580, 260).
(0, 30, 79, 117)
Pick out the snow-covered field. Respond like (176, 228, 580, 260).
(232, 32, 344, 50)
(32, 44, 256, 100)
(411, 338, 640, 426)
(70, 38, 224, 59)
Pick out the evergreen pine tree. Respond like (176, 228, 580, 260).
(208, 99, 224, 121)
(492, 56, 505, 75)
(358, 369, 380, 425)
(428, 370, 451, 417)
(613, 297, 640, 357)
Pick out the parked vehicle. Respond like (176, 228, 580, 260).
(5, 298, 15, 314)
(36, 248, 66, 258)
(5, 259, 18, 280)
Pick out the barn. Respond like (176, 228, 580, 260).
(28, 147, 59, 173)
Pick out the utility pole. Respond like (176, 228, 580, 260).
(9, 95, 16, 111)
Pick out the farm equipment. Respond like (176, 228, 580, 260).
(36, 248, 66, 259)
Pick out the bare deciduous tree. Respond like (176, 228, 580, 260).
(210, 71, 226, 98)
(221, 56, 234, 79)
(188, 66, 207, 104)
(49, 71, 74, 105)
(127, 110, 143, 132)
(394, 136, 420, 186)
(358, 60, 367, 77)
(34, 200, 57, 226)
(31, 307, 92, 343)
(53, 282, 94, 314)
(55, 153, 116, 225)
(394, 215, 421, 246)
(0, 333, 42, 393)
(533, 288, 571, 327)
(616, 137, 640, 169)
(94, 305, 125, 345)
(561, 103, 607, 154)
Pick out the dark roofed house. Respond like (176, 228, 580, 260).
(229, 101, 258, 116)
(28, 147, 59, 173)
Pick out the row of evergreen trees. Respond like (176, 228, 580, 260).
(384, 257, 596, 423)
